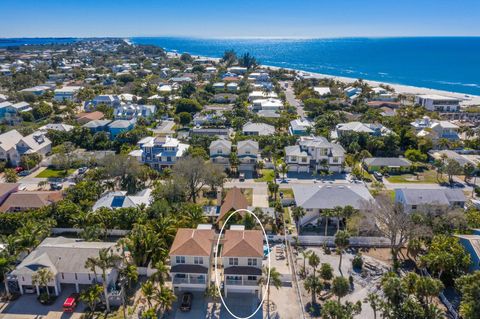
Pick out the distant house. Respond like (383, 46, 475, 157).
(411, 117, 459, 140)
(456, 233, 480, 271)
(76, 111, 105, 124)
(8, 237, 120, 297)
(135, 136, 189, 171)
(293, 183, 374, 226)
(0, 101, 32, 124)
(429, 150, 480, 169)
(169, 226, 214, 293)
(217, 187, 249, 222)
(83, 120, 112, 134)
(212, 94, 238, 104)
(333, 122, 392, 139)
(0, 190, 63, 212)
(92, 189, 152, 211)
(222, 228, 263, 298)
(395, 188, 466, 213)
(20, 85, 53, 96)
(38, 123, 74, 133)
(0, 183, 20, 206)
(415, 94, 460, 112)
(54, 86, 83, 102)
(107, 120, 134, 139)
(0, 130, 51, 165)
(289, 119, 312, 136)
(313, 87, 331, 97)
(113, 104, 156, 120)
(248, 91, 278, 102)
(237, 140, 259, 172)
(242, 122, 275, 136)
(344, 87, 362, 100)
(227, 66, 248, 74)
(363, 157, 412, 173)
(190, 128, 232, 138)
(209, 139, 232, 169)
(213, 82, 225, 93)
(252, 98, 283, 112)
(285, 136, 345, 173)
(92, 94, 121, 107)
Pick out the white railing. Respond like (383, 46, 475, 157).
(226, 279, 258, 286)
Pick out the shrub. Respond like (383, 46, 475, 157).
(352, 253, 363, 270)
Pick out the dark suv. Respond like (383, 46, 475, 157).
(180, 292, 193, 312)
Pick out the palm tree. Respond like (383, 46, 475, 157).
(151, 260, 169, 285)
(205, 283, 220, 311)
(96, 248, 121, 312)
(300, 250, 312, 277)
(321, 209, 335, 236)
(182, 207, 207, 228)
(154, 285, 176, 315)
(304, 274, 323, 305)
(334, 230, 350, 275)
(120, 263, 138, 290)
(364, 292, 383, 319)
(332, 276, 350, 302)
(258, 266, 282, 319)
(291, 206, 305, 234)
(32, 267, 54, 297)
(141, 280, 155, 309)
(279, 163, 288, 181)
(332, 206, 344, 232)
(308, 252, 320, 279)
(81, 284, 103, 318)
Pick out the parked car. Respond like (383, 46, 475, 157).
(50, 182, 63, 190)
(63, 293, 80, 312)
(180, 292, 193, 312)
(373, 172, 383, 181)
(14, 166, 24, 173)
(18, 170, 30, 177)
(78, 167, 88, 174)
(239, 173, 245, 181)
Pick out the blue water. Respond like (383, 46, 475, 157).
(0, 38, 77, 47)
(131, 37, 480, 96)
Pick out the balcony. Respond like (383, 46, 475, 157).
(173, 276, 206, 285)
(225, 279, 258, 286)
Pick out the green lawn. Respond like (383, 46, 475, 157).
(255, 169, 275, 182)
(279, 188, 294, 199)
(36, 168, 76, 178)
(386, 170, 445, 184)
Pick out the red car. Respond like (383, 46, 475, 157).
(63, 293, 80, 312)
(14, 166, 24, 173)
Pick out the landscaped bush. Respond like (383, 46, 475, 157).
(38, 292, 56, 305)
(352, 253, 363, 270)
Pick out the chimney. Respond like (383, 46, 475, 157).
(217, 188, 223, 205)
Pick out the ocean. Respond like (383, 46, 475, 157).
(131, 37, 480, 96)
(2, 37, 479, 96)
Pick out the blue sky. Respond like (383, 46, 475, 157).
(1, 0, 480, 38)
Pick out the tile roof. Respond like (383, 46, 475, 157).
(0, 191, 63, 212)
(217, 187, 249, 221)
(169, 228, 214, 256)
(222, 230, 263, 258)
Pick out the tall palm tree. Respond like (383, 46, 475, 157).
(364, 292, 382, 319)
(301, 250, 312, 277)
(81, 284, 103, 319)
(335, 231, 350, 275)
(151, 260, 169, 285)
(141, 280, 155, 309)
(321, 209, 335, 236)
(155, 285, 176, 315)
(291, 206, 306, 234)
(258, 266, 282, 319)
(308, 252, 320, 279)
(96, 248, 121, 312)
(32, 268, 54, 297)
(332, 206, 344, 232)
(304, 274, 323, 305)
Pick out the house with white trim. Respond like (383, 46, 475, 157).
(209, 139, 232, 169)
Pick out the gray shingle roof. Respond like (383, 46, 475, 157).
(363, 157, 412, 167)
(293, 183, 374, 209)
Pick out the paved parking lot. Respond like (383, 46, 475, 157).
(0, 285, 85, 319)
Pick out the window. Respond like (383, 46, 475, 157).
(194, 257, 203, 265)
(247, 276, 257, 281)
(61, 273, 64, 279)
(229, 258, 238, 266)
(411, 205, 417, 210)
(248, 258, 257, 266)
(88, 274, 91, 281)
(74, 273, 78, 280)
(176, 256, 186, 264)
(217, 149, 223, 154)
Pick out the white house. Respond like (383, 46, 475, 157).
(333, 122, 392, 138)
(411, 117, 459, 140)
(54, 86, 83, 102)
(113, 104, 156, 120)
(248, 91, 278, 102)
(209, 139, 232, 169)
(237, 140, 259, 172)
(169, 226, 215, 292)
(415, 94, 460, 112)
(285, 136, 345, 173)
(289, 119, 312, 136)
(252, 98, 283, 111)
(0, 130, 51, 166)
(8, 237, 120, 296)
(242, 122, 275, 136)
(134, 136, 189, 171)
(222, 227, 263, 298)
(92, 189, 152, 211)
(313, 87, 331, 97)
(395, 188, 466, 214)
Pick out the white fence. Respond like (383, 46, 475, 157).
(294, 235, 391, 247)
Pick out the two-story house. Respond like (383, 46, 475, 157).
(285, 136, 345, 173)
(413, 118, 460, 141)
(113, 104, 156, 120)
(415, 94, 460, 112)
(209, 139, 232, 169)
(54, 86, 83, 102)
(169, 226, 214, 293)
(8, 237, 120, 297)
(136, 136, 189, 171)
(222, 227, 263, 298)
(237, 140, 259, 172)
(0, 130, 51, 166)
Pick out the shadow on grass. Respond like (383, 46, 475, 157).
(305, 302, 321, 317)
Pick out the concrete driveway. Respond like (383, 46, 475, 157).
(170, 291, 208, 319)
(0, 285, 85, 319)
(221, 293, 262, 319)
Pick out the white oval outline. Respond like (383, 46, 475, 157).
(214, 208, 271, 319)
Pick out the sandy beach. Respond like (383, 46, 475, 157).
(175, 51, 480, 107)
